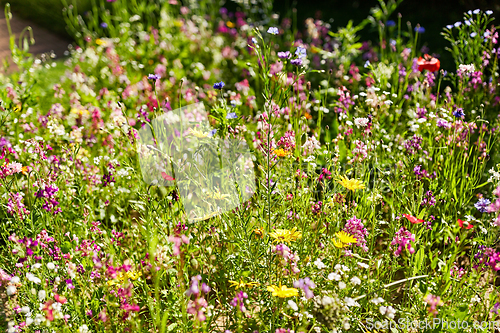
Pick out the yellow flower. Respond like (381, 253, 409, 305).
(174, 19, 184, 27)
(229, 278, 259, 290)
(188, 128, 208, 138)
(269, 227, 302, 243)
(267, 284, 299, 298)
(337, 175, 365, 191)
(253, 227, 265, 239)
(21, 166, 29, 175)
(107, 270, 142, 287)
(273, 148, 291, 157)
(333, 231, 357, 248)
(205, 189, 230, 201)
(226, 21, 235, 28)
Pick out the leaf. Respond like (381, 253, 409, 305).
(413, 248, 424, 275)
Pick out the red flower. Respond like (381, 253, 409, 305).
(417, 54, 440, 72)
(161, 172, 175, 181)
(42, 300, 54, 321)
(458, 219, 473, 229)
(404, 213, 424, 224)
(54, 294, 67, 304)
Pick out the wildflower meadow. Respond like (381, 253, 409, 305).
(1, 0, 500, 332)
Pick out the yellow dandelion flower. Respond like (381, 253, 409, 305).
(253, 227, 265, 239)
(333, 231, 357, 248)
(188, 128, 208, 138)
(205, 189, 230, 201)
(269, 227, 302, 243)
(229, 278, 259, 290)
(273, 148, 291, 157)
(267, 284, 299, 298)
(337, 175, 365, 191)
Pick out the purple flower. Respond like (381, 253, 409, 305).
(213, 81, 225, 90)
(475, 198, 491, 213)
(267, 27, 279, 35)
(414, 26, 425, 33)
(277, 51, 291, 59)
(293, 277, 316, 299)
(452, 108, 465, 118)
(492, 302, 500, 314)
(100, 22, 108, 28)
(148, 74, 161, 80)
(386, 20, 396, 27)
(226, 112, 237, 119)
(208, 129, 217, 137)
(290, 58, 303, 66)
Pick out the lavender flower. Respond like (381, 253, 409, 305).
(226, 112, 237, 119)
(148, 74, 161, 80)
(267, 27, 279, 35)
(475, 198, 491, 213)
(295, 47, 306, 59)
(452, 108, 465, 118)
(290, 58, 303, 66)
(277, 51, 291, 59)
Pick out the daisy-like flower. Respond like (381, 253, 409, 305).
(267, 27, 279, 35)
(333, 231, 357, 249)
(274, 148, 291, 157)
(188, 128, 208, 138)
(269, 227, 302, 243)
(229, 278, 259, 290)
(267, 284, 299, 298)
(337, 175, 365, 191)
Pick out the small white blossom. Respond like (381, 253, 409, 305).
(350, 276, 361, 285)
(338, 281, 346, 289)
(288, 300, 299, 311)
(313, 258, 326, 270)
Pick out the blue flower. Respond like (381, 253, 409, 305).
(226, 112, 237, 119)
(148, 74, 161, 80)
(454, 21, 462, 27)
(100, 22, 108, 28)
(252, 37, 257, 44)
(446, 24, 453, 29)
(386, 20, 396, 27)
(364, 60, 370, 68)
(473, 9, 480, 14)
(213, 81, 225, 90)
(452, 108, 465, 118)
(208, 129, 217, 137)
(295, 47, 307, 59)
(475, 198, 491, 213)
(470, 32, 477, 38)
(267, 27, 279, 35)
(486, 10, 493, 15)
(290, 58, 303, 66)
(414, 26, 425, 33)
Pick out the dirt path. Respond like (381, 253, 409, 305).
(0, 10, 71, 73)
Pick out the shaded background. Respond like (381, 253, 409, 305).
(1, 0, 498, 70)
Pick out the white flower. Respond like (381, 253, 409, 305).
(328, 272, 341, 281)
(26, 273, 41, 284)
(34, 313, 45, 325)
(47, 262, 56, 270)
(371, 297, 385, 305)
(354, 117, 369, 128)
(313, 258, 326, 270)
(11, 276, 20, 284)
(38, 290, 46, 302)
(357, 262, 369, 269)
(338, 281, 346, 289)
(6, 285, 17, 296)
(78, 324, 89, 333)
(32, 263, 42, 269)
(350, 276, 361, 285)
(21, 306, 31, 314)
(345, 297, 360, 307)
(380, 305, 396, 319)
(288, 300, 299, 311)
(26, 317, 33, 326)
(471, 295, 481, 303)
